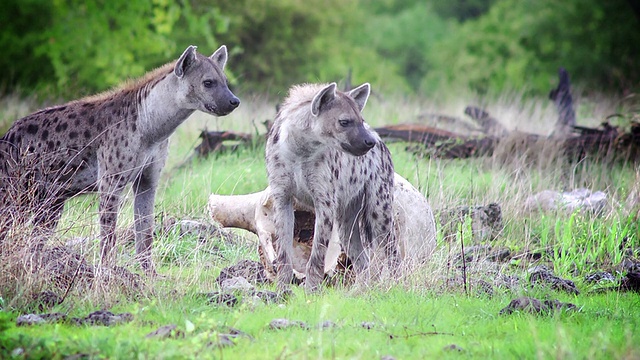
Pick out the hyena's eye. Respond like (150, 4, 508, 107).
(338, 119, 353, 127)
(203, 80, 218, 88)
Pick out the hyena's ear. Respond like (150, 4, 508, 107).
(210, 45, 228, 70)
(347, 83, 371, 112)
(311, 82, 337, 116)
(175, 45, 198, 79)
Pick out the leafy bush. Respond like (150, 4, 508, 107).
(422, 0, 640, 95)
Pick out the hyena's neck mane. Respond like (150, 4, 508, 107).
(79, 61, 193, 143)
(80, 62, 177, 105)
(275, 106, 327, 159)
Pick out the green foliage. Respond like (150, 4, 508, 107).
(430, 0, 496, 21)
(357, 2, 455, 91)
(1, 0, 638, 102)
(36, 0, 215, 96)
(0, 0, 55, 92)
(422, 0, 640, 95)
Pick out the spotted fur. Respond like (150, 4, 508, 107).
(265, 82, 398, 291)
(0, 45, 239, 274)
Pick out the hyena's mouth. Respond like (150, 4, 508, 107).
(205, 103, 235, 116)
(204, 104, 218, 114)
(340, 143, 371, 157)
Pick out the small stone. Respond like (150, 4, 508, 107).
(16, 312, 67, 326)
(319, 320, 338, 329)
(529, 266, 579, 294)
(206, 292, 238, 307)
(269, 318, 308, 330)
(443, 344, 464, 352)
(215, 333, 236, 348)
(584, 272, 615, 284)
(72, 310, 134, 326)
(221, 276, 255, 293)
(499, 297, 576, 315)
(361, 322, 375, 330)
(252, 290, 280, 303)
(16, 314, 45, 326)
(145, 324, 184, 339)
(216, 260, 269, 285)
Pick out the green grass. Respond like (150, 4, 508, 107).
(2, 289, 639, 359)
(1, 90, 640, 359)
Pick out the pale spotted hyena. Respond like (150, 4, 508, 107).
(265, 82, 399, 291)
(0, 45, 239, 275)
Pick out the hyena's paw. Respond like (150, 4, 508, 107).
(276, 263, 294, 292)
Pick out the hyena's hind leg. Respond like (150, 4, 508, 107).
(365, 192, 401, 277)
(132, 144, 167, 276)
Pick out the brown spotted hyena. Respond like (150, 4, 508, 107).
(265, 82, 398, 291)
(0, 45, 239, 275)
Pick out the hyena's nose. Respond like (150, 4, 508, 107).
(364, 138, 376, 149)
(229, 96, 240, 108)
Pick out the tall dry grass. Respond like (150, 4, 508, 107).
(0, 88, 637, 310)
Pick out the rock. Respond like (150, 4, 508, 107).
(524, 188, 607, 215)
(221, 276, 255, 293)
(16, 314, 45, 326)
(499, 297, 577, 315)
(319, 320, 338, 329)
(474, 279, 494, 297)
(584, 272, 616, 284)
(440, 203, 503, 242)
(16, 312, 67, 326)
(361, 321, 376, 330)
(494, 275, 522, 291)
(252, 290, 280, 304)
(443, 344, 464, 352)
(381, 356, 397, 360)
(145, 324, 184, 339)
(204, 292, 239, 307)
(620, 272, 640, 292)
(269, 318, 308, 330)
(529, 265, 579, 294)
(71, 310, 133, 326)
(214, 334, 236, 348)
(216, 260, 269, 286)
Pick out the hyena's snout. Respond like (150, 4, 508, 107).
(342, 125, 378, 156)
(218, 90, 240, 115)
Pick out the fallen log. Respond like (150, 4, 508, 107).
(375, 124, 464, 146)
(208, 173, 437, 281)
(195, 130, 253, 157)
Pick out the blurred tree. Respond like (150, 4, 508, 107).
(422, 0, 640, 95)
(0, 0, 225, 97)
(0, 0, 55, 92)
(357, 2, 454, 91)
(1, 0, 637, 97)
(430, 0, 496, 21)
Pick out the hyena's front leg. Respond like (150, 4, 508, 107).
(273, 196, 295, 291)
(306, 206, 334, 292)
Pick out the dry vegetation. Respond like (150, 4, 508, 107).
(1, 90, 639, 358)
